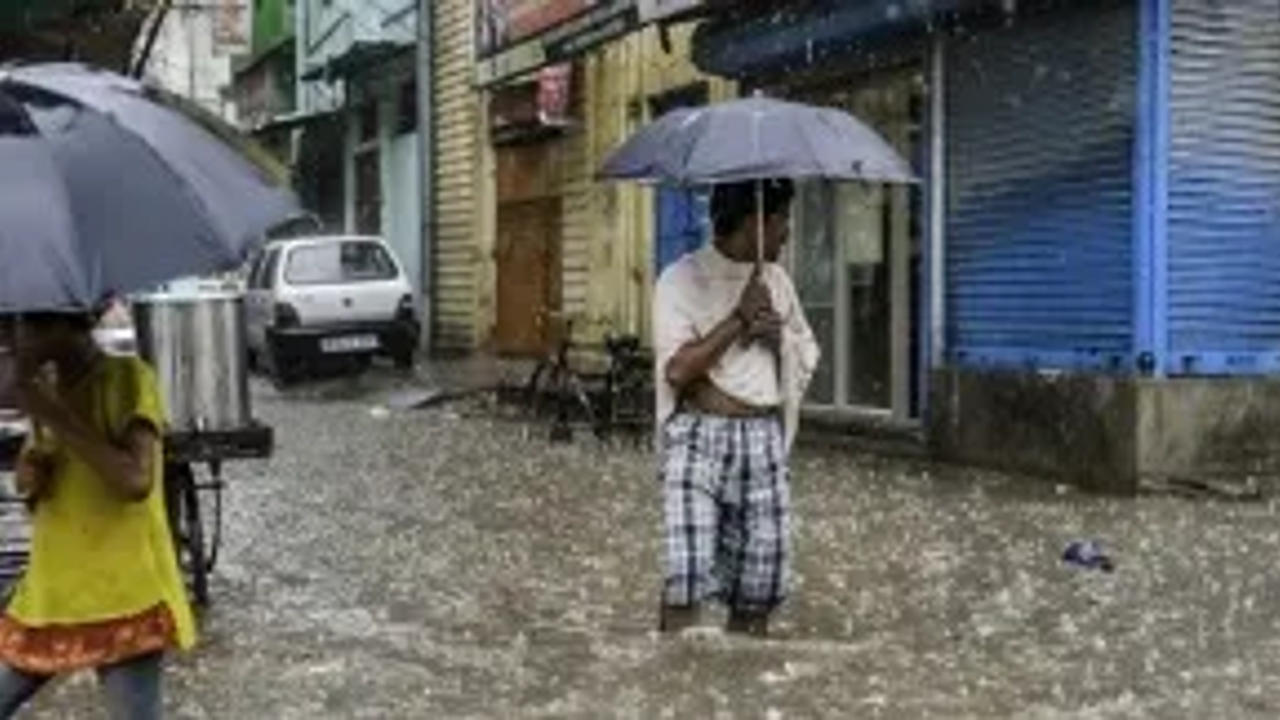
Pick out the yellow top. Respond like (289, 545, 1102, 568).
(7, 355, 196, 651)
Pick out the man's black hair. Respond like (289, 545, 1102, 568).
(710, 178, 795, 238)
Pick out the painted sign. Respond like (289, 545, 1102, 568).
(489, 63, 574, 143)
(212, 0, 251, 56)
(475, 0, 638, 86)
(637, 0, 704, 22)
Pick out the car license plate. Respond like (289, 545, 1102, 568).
(321, 335, 379, 353)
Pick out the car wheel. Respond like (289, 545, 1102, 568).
(265, 346, 303, 388)
(349, 354, 373, 375)
(393, 349, 415, 371)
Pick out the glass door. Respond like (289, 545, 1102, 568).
(790, 66, 924, 419)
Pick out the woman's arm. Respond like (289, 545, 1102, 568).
(14, 438, 55, 503)
(16, 383, 155, 502)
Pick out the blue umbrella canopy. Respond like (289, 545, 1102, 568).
(599, 94, 917, 186)
(0, 63, 300, 312)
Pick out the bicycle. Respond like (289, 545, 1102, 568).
(597, 333, 654, 442)
(523, 313, 602, 442)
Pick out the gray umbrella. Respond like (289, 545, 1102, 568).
(600, 94, 915, 263)
(599, 94, 916, 186)
(0, 63, 299, 312)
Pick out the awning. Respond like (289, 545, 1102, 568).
(301, 40, 410, 83)
(692, 0, 994, 80)
(254, 108, 340, 134)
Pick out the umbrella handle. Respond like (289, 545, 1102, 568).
(756, 179, 765, 269)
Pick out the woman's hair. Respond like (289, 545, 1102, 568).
(17, 312, 96, 334)
(710, 179, 796, 238)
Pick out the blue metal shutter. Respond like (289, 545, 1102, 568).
(1167, 0, 1280, 375)
(946, 2, 1138, 370)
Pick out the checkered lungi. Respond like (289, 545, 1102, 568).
(659, 412, 791, 613)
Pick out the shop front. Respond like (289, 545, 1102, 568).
(692, 1, 1280, 490)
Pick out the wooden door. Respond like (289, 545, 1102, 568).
(495, 198, 561, 356)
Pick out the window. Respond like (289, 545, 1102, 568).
(284, 241, 399, 286)
(257, 249, 282, 290)
(355, 150, 381, 235)
(397, 81, 418, 135)
(359, 102, 378, 143)
(247, 253, 266, 290)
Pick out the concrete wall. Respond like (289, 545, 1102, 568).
(1137, 379, 1280, 483)
(929, 368, 1139, 493)
(930, 368, 1280, 494)
(143, 8, 236, 121)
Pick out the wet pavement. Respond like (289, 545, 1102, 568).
(12, 364, 1280, 718)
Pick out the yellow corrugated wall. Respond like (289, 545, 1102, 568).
(430, 16, 731, 353)
(568, 26, 735, 348)
(432, 0, 485, 352)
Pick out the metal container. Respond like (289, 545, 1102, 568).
(132, 292, 251, 432)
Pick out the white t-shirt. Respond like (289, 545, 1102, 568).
(652, 244, 821, 452)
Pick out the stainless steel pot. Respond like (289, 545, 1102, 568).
(132, 292, 251, 432)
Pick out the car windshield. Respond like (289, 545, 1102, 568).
(285, 241, 399, 286)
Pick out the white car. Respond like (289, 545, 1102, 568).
(244, 236, 419, 383)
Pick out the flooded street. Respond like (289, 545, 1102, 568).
(16, 367, 1280, 719)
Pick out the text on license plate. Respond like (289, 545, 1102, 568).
(321, 335, 379, 353)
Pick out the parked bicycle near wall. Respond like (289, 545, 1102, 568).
(521, 313, 654, 443)
(523, 312, 601, 442)
(599, 333, 653, 442)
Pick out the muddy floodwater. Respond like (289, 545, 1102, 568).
(10, 369, 1280, 719)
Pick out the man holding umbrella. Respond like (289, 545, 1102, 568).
(653, 178, 820, 637)
(601, 92, 914, 637)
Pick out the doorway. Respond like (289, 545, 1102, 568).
(353, 101, 381, 235)
(790, 65, 925, 421)
(493, 141, 562, 356)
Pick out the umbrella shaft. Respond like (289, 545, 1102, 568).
(756, 179, 764, 268)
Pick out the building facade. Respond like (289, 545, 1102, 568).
(430, 0, 728, 356)
(138, 4, 240, 122)
(296, 0, 424, 299)
(230, 0, 297, 163)
(692, 0, 1280, 489)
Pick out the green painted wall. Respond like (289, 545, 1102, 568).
(252, 0, 294, 55)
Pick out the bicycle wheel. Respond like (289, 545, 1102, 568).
(165, 463, 209, 607)
(523, 362, 547, 418)
(548, 365, 574, 443)
(565, 373, 603, 439)
(182, 470, 210, 607)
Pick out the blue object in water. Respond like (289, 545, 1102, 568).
(1063, 540, 1115, 572)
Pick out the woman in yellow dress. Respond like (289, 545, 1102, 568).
(0, 312, 195, 719)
